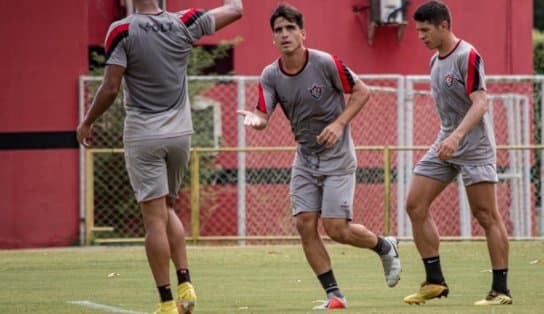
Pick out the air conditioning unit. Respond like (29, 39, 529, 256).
(353, 0, 409, 45)
(370, 0, 407, 25)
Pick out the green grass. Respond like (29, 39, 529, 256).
(0, 241, 542, 313)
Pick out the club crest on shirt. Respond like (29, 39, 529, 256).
(444, 73, 454, 87)
(308, 84, 324, 100)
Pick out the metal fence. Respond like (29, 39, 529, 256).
(79, 75, 544, 244)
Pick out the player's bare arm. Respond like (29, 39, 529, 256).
(317, 79, 370, 148)
(437, 90, 487, 160)
(237, 109, 268, 130)
(209, 0, 243, 31)
(76, 64, 125, 147)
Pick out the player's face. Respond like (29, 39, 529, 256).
(272, 17, 306, 55)
(415, 20, 447, 50)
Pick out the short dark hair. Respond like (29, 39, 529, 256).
(269, 3, 304, 30)
(413, 1, 451, 29)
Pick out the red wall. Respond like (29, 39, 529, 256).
(174, 0, 533, 75)
(0, 1, 88, 248)
(88, 0, 126, 47)
(0, 0, 534, 248)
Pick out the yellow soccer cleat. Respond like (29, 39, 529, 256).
(403, 282, 449, 305)
(474, 290, 512, 305)
(177, 282, 197, 314)
(152, 300, 179, 314)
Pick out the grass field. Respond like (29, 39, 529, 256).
(0, 241, 542, 314)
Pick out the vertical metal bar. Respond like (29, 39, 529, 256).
(405, 77, 415, 237)
(458, 176, 471, 237)
(396, 76, 406, 237)
(237, 78, 247, 246)
(540, 80, 544, 236)
(384, 146, 392, 236)
(505, 96, 520, 237)
(521, 96, 531, 236)
(190, 149, 200, 244)
(78, 76, 86, 246)
(513, 96, 524, 236)
(85, 149, 95, 246)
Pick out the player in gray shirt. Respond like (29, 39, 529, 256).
(77, 1, 243, 313)
(237, 3, 401, 310)
(403, 1, 511, 306)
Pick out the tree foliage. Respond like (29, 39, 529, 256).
(534, 30, 544, 74)
(90, 43, 231, 76)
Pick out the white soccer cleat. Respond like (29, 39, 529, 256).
(379, 236, 401, 287)
(312, 296, 348, 310)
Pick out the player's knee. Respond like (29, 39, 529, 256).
(295, 215, 315, 236)
(322, 222, 348, 243)
(142, 217, 167, 236)
(295, 220, 306, 235)
(472, 208, 496, 229)
(406, 200, 427, 222)
(141, 201, 169, 232)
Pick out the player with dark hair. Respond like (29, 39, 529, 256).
(403, 0, 511, 306)
(77, 0, 243, 313)
(238, 3, 401, 310)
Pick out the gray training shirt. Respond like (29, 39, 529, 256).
(257, 48, 359, 175)
(104, 9, 215, 142)
(429, 40, 496, 165)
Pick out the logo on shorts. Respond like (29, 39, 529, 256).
(308, 83, 324, 100)
(444, 73, 454, 87)
(340, 200, 350, 210)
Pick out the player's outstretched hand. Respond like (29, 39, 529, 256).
(237, 110, 267, 129)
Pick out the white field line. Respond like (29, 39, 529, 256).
(67, 300, 149, 314)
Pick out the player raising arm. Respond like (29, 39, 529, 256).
(77, 1, 242, 313)
(238, 3, 401, 310)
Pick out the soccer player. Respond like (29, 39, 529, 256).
(237, 3, 401, 310)
(403, 0, 511, 306)
(76, 1, 243, 313)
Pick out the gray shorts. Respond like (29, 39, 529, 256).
(124, 135, 191, 202)
(290, 167, 355, 219)
(414, 151, 498, 186)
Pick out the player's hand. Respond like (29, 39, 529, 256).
(76, 122, 93, 147)
(437, 134, 460, 160)
(316, 122, 343, 148)
(237, 110, 267, 129)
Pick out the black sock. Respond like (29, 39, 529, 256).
(492, 268, 508, 294)
(176, 268, 191, 285)
(317, 270, 343, 298)
(371, 236, 392, 255)
(423, 256, 445, 284)
(157, 284, 173, 302)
